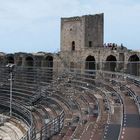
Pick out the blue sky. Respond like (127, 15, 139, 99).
(0, 0, 139, 53)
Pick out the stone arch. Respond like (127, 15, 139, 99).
(105, 55, 117, 71)
(25, 56, 34, 67)
(43, 55, 53, 68)
(85, 55, 96, 73)
(127, 54, 139, 76)
(43, 55, 53, 81)
(6, 55, 14, 64)
(128, 54, 139, 61)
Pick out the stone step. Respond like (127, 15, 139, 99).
(0, 121, 24, 140)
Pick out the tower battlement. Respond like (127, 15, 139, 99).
(61, 13, 104, 52)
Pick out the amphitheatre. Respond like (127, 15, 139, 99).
(0, 13, 140, 140)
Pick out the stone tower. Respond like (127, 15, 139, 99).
(60, 13, 104, 52)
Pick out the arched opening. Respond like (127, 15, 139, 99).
(25, 56, 34, 67)
(128, 54, 139, 76)
(24, 56, 34, 82)
(7, 56, 14, 64)
(72, 41, 75, 51)
(85, 55, 96, 74)
(44, 56, 53, 81)
(105, 55, 117, 71)
(44, 56, 53, 68)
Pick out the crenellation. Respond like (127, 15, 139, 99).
(61, 16, 81, 22)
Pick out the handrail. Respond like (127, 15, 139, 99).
(0, 66, 139, 139)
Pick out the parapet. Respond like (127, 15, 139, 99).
(61, 16, 81, 22)
(61, 13, 104, 23)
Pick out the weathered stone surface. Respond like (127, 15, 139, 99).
(0, 13, 139, 75)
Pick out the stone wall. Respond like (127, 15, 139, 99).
(0, 13, 139, 76)
(61, 13, 104, 52)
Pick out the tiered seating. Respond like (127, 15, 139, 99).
(96, 71, 140, 140)
(49, 72, 109, 140)
(0, 65, 139, 140)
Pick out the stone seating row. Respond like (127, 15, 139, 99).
(0, 67, 139, 140)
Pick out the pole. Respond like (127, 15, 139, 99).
(10, 72, 12, 117)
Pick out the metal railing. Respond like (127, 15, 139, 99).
(0, 63, 139, 140)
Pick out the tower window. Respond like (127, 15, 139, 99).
(72, 41, 75, 51)
(89, 41, 92, 47)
